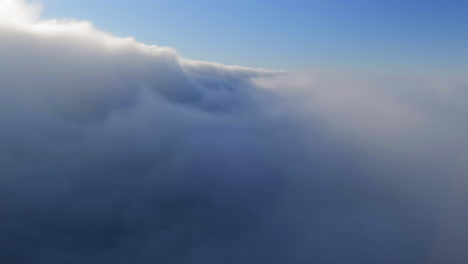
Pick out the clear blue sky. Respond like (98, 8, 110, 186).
(40, 0, 467, 73)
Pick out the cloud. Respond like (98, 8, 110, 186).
(1, 1, 468, 263)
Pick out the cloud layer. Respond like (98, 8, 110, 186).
(1, 1, 468, 263)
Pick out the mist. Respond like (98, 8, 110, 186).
(1, 1, 468, 263)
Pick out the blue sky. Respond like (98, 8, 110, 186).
(40, 0, 467, 73)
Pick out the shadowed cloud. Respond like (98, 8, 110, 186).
(1, 1, 468, 263)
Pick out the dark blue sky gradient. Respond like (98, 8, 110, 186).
(41, 0, 468, 73)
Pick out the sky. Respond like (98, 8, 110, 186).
(39, 0, 468, 73)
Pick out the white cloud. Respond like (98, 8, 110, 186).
(1, 1, 468, 263)
(0, 0, 41, 25)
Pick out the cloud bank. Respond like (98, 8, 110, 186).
(1, 1, 468, 263)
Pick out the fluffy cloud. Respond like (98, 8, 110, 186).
(1, 1, 468, 263)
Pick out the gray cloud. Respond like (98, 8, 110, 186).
(1, 1, 468, 263)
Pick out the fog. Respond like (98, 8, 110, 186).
(1, 1, 468, 263)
